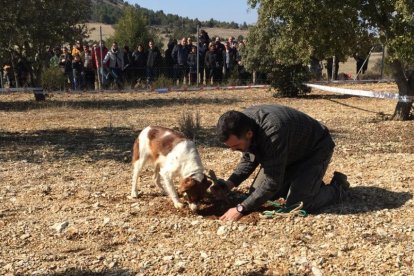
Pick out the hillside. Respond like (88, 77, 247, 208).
(89, 0, 249, 29)
(86, 23, 249, 47)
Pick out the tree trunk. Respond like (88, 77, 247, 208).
(391, 61, 413, 120)
(391, 101, 412, 120)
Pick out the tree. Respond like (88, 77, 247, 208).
(241, 21, 310, 97)
(248, 0, 414, 120)
(111, 6, 153, 48)
(0, 0, 90, 87)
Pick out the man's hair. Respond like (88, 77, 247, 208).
(217, 111, 254, 142)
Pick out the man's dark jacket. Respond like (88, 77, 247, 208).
(228, 105, 335, 211)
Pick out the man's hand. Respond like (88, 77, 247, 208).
(219, 207, 243, 221)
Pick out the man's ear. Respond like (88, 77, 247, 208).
(179, 177, 195, 193)
(246, 130, 253, 139)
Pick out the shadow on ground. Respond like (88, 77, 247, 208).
(0, 126, 225, 163)
(39, 268, 135, 276)
(0, 97, 240, 112)
(320, 186, 413, 215)
(0, 127, 136, 163)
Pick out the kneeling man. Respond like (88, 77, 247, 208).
(215, 104, 349, 221)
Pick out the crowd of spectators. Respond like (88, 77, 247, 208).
(1, 30, 254, 90)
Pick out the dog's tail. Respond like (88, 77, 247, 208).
(132, 138, 140, 164)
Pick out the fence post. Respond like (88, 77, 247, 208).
(99, 26, 104, 89)
(196, 24, 200, 87)
(331, 56, 336, 81)
(380, 45, 385, 80)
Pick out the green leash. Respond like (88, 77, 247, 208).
(261, 200, 308, 218)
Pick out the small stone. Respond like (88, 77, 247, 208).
(3, 263, 13, 271)
(176, 261, 186, 267)
(191, 220, 199, 226)
(312, 266, 323, 276)
(200, 251, 208, 259)
(108, 261, 117, 268)
(376, 228, 387, 236)
(103, 217, 110, 226)
(41, 185, 52, 195)
(128, 236, 138, 243)
(238, 225, 247, 232)
(235, 259, 249, 266)
(20, 233, 31, 240)
(51, 221, 69, 233)
(295, 256, 308, 265)
(93, 202, 101, 209)
(163, 255, 174, 262)
(217, 226, 227, 236)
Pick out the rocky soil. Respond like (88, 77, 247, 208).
(0, 84, 413, 275)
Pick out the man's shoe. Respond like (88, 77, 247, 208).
(330, 171, 350, 201)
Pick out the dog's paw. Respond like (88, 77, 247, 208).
(129, 191, 141, 199)
(189, 203, 198, 212)
(174, 201, 184, 209)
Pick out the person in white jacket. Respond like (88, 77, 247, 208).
(103, 42, 124, 89)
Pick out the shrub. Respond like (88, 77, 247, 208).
(177, 111, 201, 140)
(151, 74, 174, 89)
(41, 67, 66, 91)
(269, 64, 311, 97)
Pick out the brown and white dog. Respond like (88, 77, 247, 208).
(131, 126, 212, 211)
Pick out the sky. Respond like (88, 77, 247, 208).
(127, 0, 258, 25)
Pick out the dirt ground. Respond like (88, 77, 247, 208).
(0, 84, 413, 275)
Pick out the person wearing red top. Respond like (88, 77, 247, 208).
(92, 42, 108, 88)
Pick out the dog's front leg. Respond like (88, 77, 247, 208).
(131, 158, 145, 198)
(154, 164, 167, 195)
(160, 173, 184, 209)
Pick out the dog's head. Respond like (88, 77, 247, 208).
(179, 174, 212, 210)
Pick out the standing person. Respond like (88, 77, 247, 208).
(223, 41, 237, 82)
(164, 40, 176, 80)
(198, 41, 208, 85)
(72, 54, 84, 90)
(171, 37, 189, 85)
(92, 42, 108, 89)
(204, 43, 216, 85)
(204, 43, 223, 85)
(132, 44, 147, 87)
(123, 45, 134, 87)
(71, 40, 82, 58)
(213, 104, 349, 221)
(235, 41, 250, 84)
(187, 46, 198, 85)
(146, 40, 161, 85)
(214, 38, 225, 83)
(199, 29, 210, 45)
(59, 47, 73, 90)
(103, 41, 124, 89)
(82, 44, 95, 90)
(214, 37, 225, 53)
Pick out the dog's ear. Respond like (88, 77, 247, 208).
(179, 177, 195, 193)
(202, 174, 213, 190)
